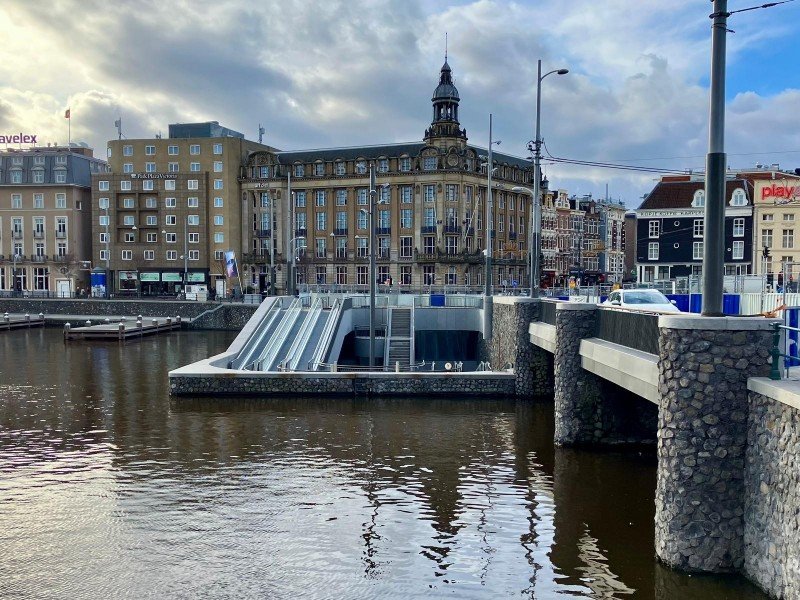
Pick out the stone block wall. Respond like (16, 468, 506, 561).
(0, 298, 257, 330)
(489, 299, 553, 397)
(744, 390, 800, 599)
(170, 373, 516, 397)
(655, 324, 772, 573)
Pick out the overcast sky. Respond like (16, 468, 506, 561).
(1, 0, 799, 206)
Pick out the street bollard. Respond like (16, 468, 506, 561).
(136, 319, 142, 328)
(104, 318, 110, 324)
(395, 361, 400, 373)
(85, 320, 91, 327)
(25, 313, 30, 322)
(118, 322, 125, 339)
(64, 323, 71, 338)
(120, 316, 127, 322)
(166, 317, 171, 325)
(38, 312, 44, 321)
(331, 362, 337, 372)
(176, 315, 181, 324)
(152, 318, 158, 327)
(137, 314, 143, 322)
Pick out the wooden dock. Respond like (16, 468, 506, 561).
(64, 316, 182, 341)
(1, 313, 46, 332)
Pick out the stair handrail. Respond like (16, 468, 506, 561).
(285, 297, 323, 371)
(230, 298, 282, 369)
(254, 297, 301, 371)
(383, 306, 395, 369)
(309, 297, 342, 371)
(409, 305, 415, 367)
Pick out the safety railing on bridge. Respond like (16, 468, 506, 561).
(540, 300, 557, 325)
(595, 307, 661, 355)
(770, 306, 800, 380)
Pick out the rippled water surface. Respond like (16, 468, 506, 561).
(0, 329, 767, 599)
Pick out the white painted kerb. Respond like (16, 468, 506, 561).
(659, 315, 779, 331)
(579, 338, 659, 404)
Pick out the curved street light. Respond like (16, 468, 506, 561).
(529, 60, 568, 298)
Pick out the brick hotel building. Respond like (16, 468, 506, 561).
(92, 122, 271, 295)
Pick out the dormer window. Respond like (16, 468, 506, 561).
(294, 164, 304, 178)
(335, 161, 346, 175)
(730, 188, 747, 206)
(355, 160, 367, 175)
(692, 189, 705, 208)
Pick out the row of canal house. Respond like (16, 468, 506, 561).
(635, 167, 800, 283)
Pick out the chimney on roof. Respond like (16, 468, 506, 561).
(771, 163, 780, 170)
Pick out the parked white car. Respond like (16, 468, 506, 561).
(603, 289, 681, 313)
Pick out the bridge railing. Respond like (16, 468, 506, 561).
(595, 307, 661, 355)
(540, 300, 558, 325)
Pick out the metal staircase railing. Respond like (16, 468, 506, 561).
(308, 297, 342, 371)
(231, 298, 283, 370)
(284, 297, 323, 371)
(254, 297, 301, 371)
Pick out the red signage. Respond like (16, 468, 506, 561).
(762, 184, 799, 201)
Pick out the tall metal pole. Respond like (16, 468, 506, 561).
(485, 114, 494, 297)
(369, 164, 376, 368)
(268, 189, 275, 295)
(483, 114, 494, 342)
(182, 217, 187, 291)
(701, 0, 728, 316)
(104, 206, 110, 299)
(531, 60, 543, 297)
(286, 171, 293, 295)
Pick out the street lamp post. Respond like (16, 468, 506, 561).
(512, 185, 540, 296)
(104, 206, 110, 299)
(369, 164, 377, 369)
(702, 0, 728, 316)
(183, 216, 188, 293)
(530, 59, 569, 298)
(12, 252, 19, 297)
(286, 172, 293, 296)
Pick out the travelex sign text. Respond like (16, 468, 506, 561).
(762, 183, 799, 202)
(0, 133, 37, 144)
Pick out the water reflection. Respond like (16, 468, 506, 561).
(0, 330, 766, 599)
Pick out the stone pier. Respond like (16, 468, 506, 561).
(655, 316, 773, 573)
(553, 303, 606, 446)
(488, 297, 553, 397)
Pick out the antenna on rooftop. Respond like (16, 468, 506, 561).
(445, 32, 448, 62)
(114, 117, 122, 140)
(258, 124, 265, 144)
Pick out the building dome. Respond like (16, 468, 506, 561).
(432, 61, 460, 102)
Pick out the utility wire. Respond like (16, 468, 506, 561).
(541, 141, 689, 174)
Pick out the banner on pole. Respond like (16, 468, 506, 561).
(224, 250, 238, 278)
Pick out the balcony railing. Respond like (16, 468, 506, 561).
(295, 228, 307, 237)
(33, 230, 45, 239)
(55, 230, 67, 239)
(375, 226, 391, 235)
(254, 228, 271, 238)
(335, 249, 348, 259)
(334, 228, 348, 236)
(421, 225, 436, 234)
(443, 224, 461, 234)
(31, 254, 47, 263)
(12, 231, 23, 239)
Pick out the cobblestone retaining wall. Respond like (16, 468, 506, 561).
(170, 374, 515, 396)
(744, 391, 800, 598)
(655, 326, 772, 573)
(489, 299, 552, 397)
(0, 298, 257, 330)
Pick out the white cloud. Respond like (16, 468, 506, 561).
(1, 0, 798, 204)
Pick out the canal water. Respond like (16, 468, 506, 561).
(0, 329, 766, 599)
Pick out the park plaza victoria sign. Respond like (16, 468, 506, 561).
(130, 173, 177, 180)
(0, 133, 37, 144)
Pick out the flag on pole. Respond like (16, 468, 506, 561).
(64, 108, 71, 119)
(224, 250, 238, 278)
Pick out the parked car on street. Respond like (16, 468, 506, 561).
(602, 289, 681, 313)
